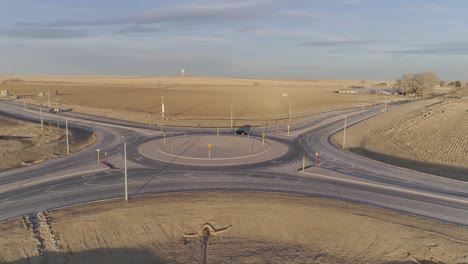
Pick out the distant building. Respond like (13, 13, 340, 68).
(376, 82, 391, 86)
(336, 89, 358, 94)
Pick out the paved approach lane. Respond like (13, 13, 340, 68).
(0, 100, 467, 225)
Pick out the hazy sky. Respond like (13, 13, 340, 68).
(1, 0, 467, 80)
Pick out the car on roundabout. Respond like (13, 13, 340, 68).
(234, 129, 247, 135)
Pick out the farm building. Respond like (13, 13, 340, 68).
(336, 89, 358, 94)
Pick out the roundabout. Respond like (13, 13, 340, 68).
(138, 134, 289, 166)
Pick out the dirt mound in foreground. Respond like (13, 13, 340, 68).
(1, 192, 467, 263)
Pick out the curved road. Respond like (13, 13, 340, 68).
(0, 100, 467, 225)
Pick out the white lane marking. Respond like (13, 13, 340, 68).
(0, 168, 110, 193)
(300, 171, 468, 205)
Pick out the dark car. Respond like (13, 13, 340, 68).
(234, 129, 247, 135)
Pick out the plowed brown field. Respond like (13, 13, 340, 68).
(1, 76, 399, 127)
(333, 99, 468, 180)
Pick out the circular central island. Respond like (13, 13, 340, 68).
(139, 134, 289, 166)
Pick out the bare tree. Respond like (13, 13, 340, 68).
(397, 71, 439, 98)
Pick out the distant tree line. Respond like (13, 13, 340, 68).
(447, 80, 462, 87)
(394, 71, 439, 98)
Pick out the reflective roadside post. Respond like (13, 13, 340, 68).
(315, 152, 319, 167)
(287, 125, 290, 136)
(262, 133, 266, 146)
(208, 143, 212, 158)
(96, 149, 101, 164)
(104, 152, 108, 165)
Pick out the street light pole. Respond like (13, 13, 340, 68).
(65, 118, 69, 154)
(124, 139, 128, 201)
(40, 102, 44, 132)
(343, 115, 347, 150)
(289, 101, 292, 123)
(230, 104, 233, 128)
(385, 96, 387, 112)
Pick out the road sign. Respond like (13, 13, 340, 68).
(262, 133, 266, 138)
(315, 152, 318, 156)
(208, 143, 212, 148)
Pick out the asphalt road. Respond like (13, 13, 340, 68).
(0, 100, 467, 226)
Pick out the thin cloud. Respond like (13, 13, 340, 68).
(33, 4, 93, 13)
(17, 1, 274, 28)
(389, 42, 468, 55)
(117, 25, 166, 34)
(299, 40, 371, 47)
(276, 10, 323, 20)
(0, 27, 87, 39)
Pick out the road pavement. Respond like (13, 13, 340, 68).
(0, 99, 467, 225)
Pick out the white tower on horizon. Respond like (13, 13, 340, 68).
(181, 69, 185, 77)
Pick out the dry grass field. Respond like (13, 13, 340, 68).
(1, 76, 397, 127)
(333, 98, 468, 180)
(0, 192, 467, 264)
(0, 115, 95, 171)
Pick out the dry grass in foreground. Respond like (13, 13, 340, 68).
(0, 115, 95, 171)
(1, 192, 467, 264)
(1, 76, 400, 127)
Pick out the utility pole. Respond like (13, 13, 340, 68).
(384, 96, 387, 112)
(343, 115, 347, 150)
(161, 96, 165, 118)
(289, 101, 292, 123)
(65, 118, 70, 154)
(230, 104, 233, 128)
(55, 96, 60, 130)
(39, 100, 44, 132)
(124, 139, 128, 201)
(48, 90, 51, 109)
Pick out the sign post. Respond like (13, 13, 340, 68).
(315, 152, 319, 167)
(287, 125, 290, 136)
(96, 149, 101, 164)
(262, 133, 266, 146)
(208, 143, 212, 158)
